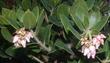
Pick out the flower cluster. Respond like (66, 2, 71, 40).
(81, 34, 106, 59)
(12, 28, 33, 48)
(92, 34, 106, 49)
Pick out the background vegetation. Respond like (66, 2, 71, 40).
(0, 0, 110, 63)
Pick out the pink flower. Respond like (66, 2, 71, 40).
(13, 35, 19, 43)
(82, 47, 89, 56)
(92, 38, 100, 49)
(81, 34, 106, 59)
(89, 45, 96, 59)
(25, 32, 33, 42)
(92, 34, 106, 49)
(14, 39, 26, 48)
(12, 28, 33, 48)
(82, 45, 96, 59)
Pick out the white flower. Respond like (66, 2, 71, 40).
(83, 47, 90, 56)
(89, 45, 96, 59)
(82, 45, 96, 59)
(13, 35, 19, 43)
(25, 32, 33, 42)
(12, 28, 33, 48)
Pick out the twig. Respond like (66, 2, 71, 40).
(28, 55, 44, 63)
(102, 60, 110, 63)
(96, 56, 103, 63)
(31, 31, 51, 52)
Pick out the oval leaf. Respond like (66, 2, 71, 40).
(22, 10, 36, 29)
(0, 15, 9, 25)
(1, 28, 12, 42)
(88, 11, 101, 29)
(55, 40, 74, 55)
(60, 14, 80, 39)
(5, 46, 17, 57)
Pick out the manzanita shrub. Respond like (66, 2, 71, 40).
(0, 0, 110, 63)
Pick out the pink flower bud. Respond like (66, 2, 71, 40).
(92, 34, 106, 49)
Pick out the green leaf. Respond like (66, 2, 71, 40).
(5, 46, 17, 57)
(31, 48, 41, 53)
(9, 10, 17, 21)
(75, 7, 86, 22)
(22, 0, 31, 10)
(0, 50, 9, 58)
(38, 25, 52, 44)
(57, 4, 69, 16)
(9, 20, 20, 29)
(76, 41, 81, 49)
(92, 16, 109, 33)
(88, 11, 101, 29)
(75, 0, 88, 10)
(53, 0, 61, 6)
(32, 6, 39, 22)
(35, 10, 44, 34)
(0, 15, 9, 25)
(70, 0, 89, 31)
(2, 8, 17, 21)
(69, 25, 81, 40)
(2, 8, 11, 18)
(70, 8, 85, 31)
(78, 59, 81, 63)
(1, 28, 12, 42)
(55, 40, 74, 55)
(60, 14, 80, 39)
(22, 10, 36, 29)
(8, 10, 20, 29)
(83, 16, 89, 29)
(59, 14, 70, 32)
(2, 8, 20, 29)
(49, 16, 62, 27)
(16, 8, 24, 22)
(74, 0, 88, 22)
(27, 44, 41, 53)
(40, 0, 51, 11)
(103, 37, 110, 58)
(44, 25, 52, 44)
(86, 0, 95, 10)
